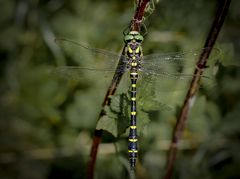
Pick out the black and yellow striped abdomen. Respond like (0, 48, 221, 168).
(124, 30, 143, 169)
(128, 72, 138, 168)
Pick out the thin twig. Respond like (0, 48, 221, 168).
(164, 0, 231, 178)
(87, 1, 150, 178)
(132, 0, 150, 31)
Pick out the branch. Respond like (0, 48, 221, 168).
(132, 0, 150, 31)
(164, 0, 231, 178)
(87, 1, 150, 178)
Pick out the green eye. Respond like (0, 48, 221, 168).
(124, 35, 134, 42)
(135, 35, 143, 41)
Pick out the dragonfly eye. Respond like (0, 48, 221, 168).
(124, 35, 134, 42)
(134, 35, 144, 42)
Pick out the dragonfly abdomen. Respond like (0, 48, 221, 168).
(128, 72, 138, 169)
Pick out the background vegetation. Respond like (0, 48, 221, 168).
(0, 0, 239, 178)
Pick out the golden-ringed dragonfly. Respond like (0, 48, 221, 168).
(53, 31, 220, 169)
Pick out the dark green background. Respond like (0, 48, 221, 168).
(0, 0, 239, 178)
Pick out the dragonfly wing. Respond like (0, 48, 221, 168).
(142, 47, 221, 71)
(138, 68, 216, 92)
(50, 66, 115, 81)
(55, 38, 128, 71)
(139, 47, 220, 91)
(52, 38, 129, 89)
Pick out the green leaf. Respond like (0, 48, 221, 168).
(96, 92, 152, 137)
(96, 114, 118, 137)
(96, 94, 130, 137)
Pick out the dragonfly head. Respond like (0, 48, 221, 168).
(124, 31, 144, 43)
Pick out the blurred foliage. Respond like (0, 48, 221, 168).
(0, 0, 240, 178)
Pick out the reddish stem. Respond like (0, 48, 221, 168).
(164, 0, 231, 179)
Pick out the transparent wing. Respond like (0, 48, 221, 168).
(142, 47, 220, 74)
(55, 38, 128, 71)
(138, 70, 215, 92)
(138, 47, 220, 91)
(51, 38, 130, 88)
(50, 66, 115, 81)
(53, 39, 220, 91)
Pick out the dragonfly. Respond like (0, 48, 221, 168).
(53, 31, 219, 170)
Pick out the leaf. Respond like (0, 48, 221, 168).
(137, 109, 151, 135)
(96, 92, 152, 137)
(96, 94, 130, 137)
(96, 115, 118, 137)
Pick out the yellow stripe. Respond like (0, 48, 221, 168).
(130, 125, 137, 129)
(131, 97, 136, 101)
(136, 47, 140, 53)
(128, 150, 138, 153)
(132, 56, 136, 60)
(132, 84, 136, 87)
(129, 138, 138, 142)
(131, 62, 137, 66)
(131, 111, 136, 115)
(130, 72, 138, 75)
(128, 47, 133, 53)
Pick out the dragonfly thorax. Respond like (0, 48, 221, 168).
(125, 40, 143, 71)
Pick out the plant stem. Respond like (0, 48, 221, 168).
(164, 1, 231, 179)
